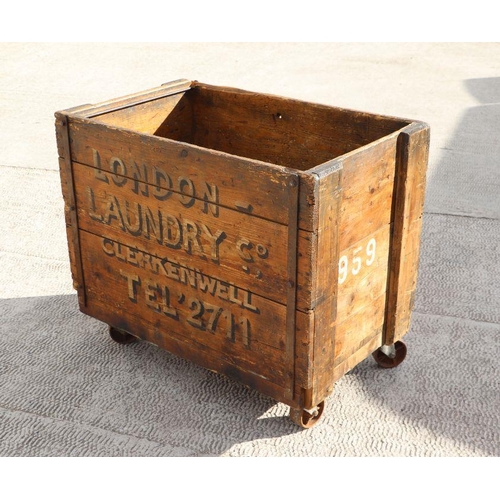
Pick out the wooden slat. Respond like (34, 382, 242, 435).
(58, 157, 80, 291)
(384, 122, 430, 345)
(293, 310, 314, 406)
(69, 79, 192, 118)
(191, 82, 410, 172)
(54, 113, 86, 307)
(298, 171, 320, 233)
(309, 161, 342, 407)
(85, 299, 297, 406)
(333, 334, 382, 382)
(284, 174, 299, 399)
(296, 229, 316, 310)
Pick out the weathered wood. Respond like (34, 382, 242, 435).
(384, 122, 430, 345)
(85, 300, 298, 407)
(55, 80, 429, 419)
(309, 162, 342, 407)
(79, 229, 311, 404)
(284, 174, 300, 399)
(190, 82, 410, 171)
(58, 157, 80, 291)
(333, 334, 382, 382)
(70, 79, 192, 118)
(336, 224, 391, 324)
(336, 134, 399, 251)
(54, 114, 86, 307)
(293, 310, 314, 406)
(334, 293, 386, 369)
(65, 115, 319, 232)
(93, 92, 193, 142)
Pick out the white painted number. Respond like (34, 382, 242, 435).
(338, 238, 377, 284)
(366, 238, 376, 266)
(352, 247, 362, 275)
(338, 255, 349, 285)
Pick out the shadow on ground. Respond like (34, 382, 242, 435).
(0, 294, 302, 457)
(425, 76, 500, 218)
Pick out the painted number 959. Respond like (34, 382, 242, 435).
(338, 238, 376, 285)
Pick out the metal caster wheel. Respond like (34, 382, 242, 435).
(109, 326, 138, 345)
(372, 341, 407, 368)
(290, 401, 325, 429)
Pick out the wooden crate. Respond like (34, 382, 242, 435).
(55, 79, 429, 428)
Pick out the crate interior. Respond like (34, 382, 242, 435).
(93, 83, 411, 171)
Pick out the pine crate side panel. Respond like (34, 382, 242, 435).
(331, 135, 399, 383)
(64, 114, 315, 407)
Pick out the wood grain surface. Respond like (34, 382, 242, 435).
(55, 81, 429, 412)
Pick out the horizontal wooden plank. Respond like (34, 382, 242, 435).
(85, 299, 296, 406)
(333, 333, 381, 382)
(191, 82, 410, 171)
(65, 115, 318, 231)
(66, 79, 193, 118)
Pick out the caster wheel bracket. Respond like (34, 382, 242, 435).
(290, 401, 325, 428)
(372, 341, 407, 368)
(109, 326, 138, 345)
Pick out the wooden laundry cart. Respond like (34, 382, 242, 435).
(55, 79, 429, 428)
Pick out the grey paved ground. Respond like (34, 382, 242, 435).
(1, 43, 499, 456)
